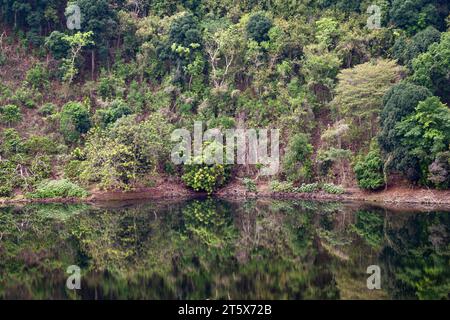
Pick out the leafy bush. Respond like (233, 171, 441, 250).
(0, 160, 15, 197)
(0, 128, 23, 156)
(23, 135, 58, 155)
(283, 133, 313, 182)
(97, 73, 125, 100)
(295, 183, 319, 193)
(0, 104, 22, 126)
(27, 179, 88, 199)
(428, 151, 450, 189)
(64, 160, 84, 181)
(269, 180, 294, 192)
(183, 163, 227, 194)
(243, 178, 257, 192)
(95, 99, 132, 127)
(354, 143, 385, 190)
(81, 114, 174, 190)
(38, 103, 56, 116)
(60, 102, 91, 143)
(322, 183, 345, 194)
(12, 87, 37, 109)
(181, 141, 230, 194)
(25, 64, 50, 90)
(246, 12, 272, 43)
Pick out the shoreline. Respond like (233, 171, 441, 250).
(1, 182, 450, 210)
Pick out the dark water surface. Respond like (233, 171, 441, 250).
(0, 198, 449, 300)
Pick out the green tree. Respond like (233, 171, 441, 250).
(0, 104, 22, 126)
(378, 82, 432, 182)
(392, 26, 441, 68)
(60, 101, 91, 143)
(332, 59, 403, 142)
(81, 114, 173, 190)
(61, 31, 94, 84)
(396, 96, 450, 184)
(354, 142, 385, 190)
(412, 31, 450, 103)
(246, 12, 272, 43)
(282, 133, 313, 182)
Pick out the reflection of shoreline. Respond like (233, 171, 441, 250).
(2, 181, 450, 210)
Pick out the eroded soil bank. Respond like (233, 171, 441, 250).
(2, 181, 450, 210)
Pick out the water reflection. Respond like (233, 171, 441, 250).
(0, 199, 448, 300)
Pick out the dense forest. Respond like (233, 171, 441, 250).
(0, 0, 449, 199)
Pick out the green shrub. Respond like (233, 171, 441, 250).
(354, 143, 385, 190)
(183, 163, 227, 194)
(0, 128, 24, 155)
(0, 160, 15, 197)
(295, 182, 319, 193)
(97, 73, 125, 100)
(95, 99, 132, 128)
(0, 185, 12, 197)
(246, 12, 272, 43)
(322, 183, 345, 194)
(0, 104, 22, 126)
(181, 141, 230, 194)
(38, 103, 56, 116)
(12, 87, 37, 109)
(60, 102, 91, 143)
(24, 135, 58, 155)
(269, 180, 294, 192)
(27, 179, 88, 199)
(25, 64, 50, 90)
(243, 178, 257, 192)
(64, 160, 84, 181)
(283, 133, 313, 182)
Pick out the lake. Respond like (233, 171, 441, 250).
(0, 198, 449, 300)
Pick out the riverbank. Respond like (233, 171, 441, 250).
(2, 181, 450, 209)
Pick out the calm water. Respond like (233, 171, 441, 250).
(0, 198, 449, 300)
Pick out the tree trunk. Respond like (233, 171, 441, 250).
(91, 50, 95, 81)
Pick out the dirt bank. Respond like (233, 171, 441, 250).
(1, 181, 450, 209)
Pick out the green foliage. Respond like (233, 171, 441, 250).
(412, 31, 450, 103)
(38, 103, 56, 116)
(45, 31, 70, 60)
(428, 151, 450, 189)
(0, 128, 23, 156)
(392, 26, 441, 68)
(95, 99, 132, 128)
(182, 141, 229, 194)
(354, 142, 385, 190)
(283, 133, 313, 182)
(246, 12, 272, 43)
(23, 135, 58, 155)
(295, 183, 319, 193)
(81, 114, 174, 190)
(27, 179, 88, 199)
(242, 178, 257, 192)
(11, 87, 37, 109)
(351, 210, 384, 248)
(321, 183, 344, 194)
(60, 101, 91, 143)
(25, 64, 49, 90)
(389, 0, 442, 33)
(269, 180, 293, 192)
(332, 59, 403, 142)
(0, 104, 22, 126)
(395, 96, 450, 184)
(60, 31, 94, 84)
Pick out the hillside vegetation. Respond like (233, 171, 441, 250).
(0, 0, 449, 198)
